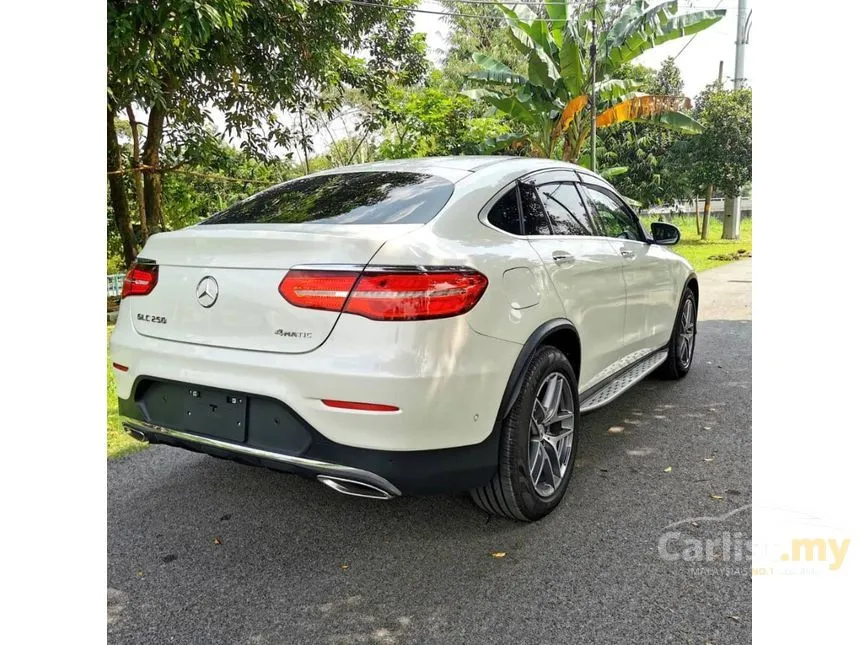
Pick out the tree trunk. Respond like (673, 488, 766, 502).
(694, 195, 701, 236)
(126, 104, 147, 241)
(107, 105, 137, 268)
(142, 102, 165, 235)
(701, 185, 713, 240)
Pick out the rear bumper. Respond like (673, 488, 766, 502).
(119, 386, 500, 495)
(111, 307, 520, 452)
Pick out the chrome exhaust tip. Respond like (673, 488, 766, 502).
(123, 424, 147, 443)
(317, 475, 395, 500)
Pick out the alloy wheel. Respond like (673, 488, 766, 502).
(528, 372, 576, 498)
(678, 297, 696, 369)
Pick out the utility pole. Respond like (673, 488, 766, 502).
(701, 60, 723, 241)
(589, 0, 597, 172)
(724, 0, 749, 240)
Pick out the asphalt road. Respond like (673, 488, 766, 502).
(108, 260, 752, 645)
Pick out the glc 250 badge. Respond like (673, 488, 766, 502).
(137, 313, 167, 324)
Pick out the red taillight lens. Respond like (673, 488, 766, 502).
(121, 263, 158, 298)
(278, 267, 488, 321)
(278, 270, 360, 312)
(346, 271, 488, 321)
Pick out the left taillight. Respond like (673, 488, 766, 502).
(278, 267, 488, 321)
(121, 261, 159, 298)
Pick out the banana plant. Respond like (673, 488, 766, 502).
(463, 0, 726, 165)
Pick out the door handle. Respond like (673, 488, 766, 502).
(619, 249, 635, 259)
(551, 251, 575, 264)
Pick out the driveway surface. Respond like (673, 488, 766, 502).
(108, 260, 752, 645)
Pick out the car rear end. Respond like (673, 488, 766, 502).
(110, 166, 520, 496)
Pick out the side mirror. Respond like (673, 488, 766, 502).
(650, 222, 681, 246)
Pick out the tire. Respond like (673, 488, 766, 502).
(658, 285, 698, 380)
(470, 346, 580, 522)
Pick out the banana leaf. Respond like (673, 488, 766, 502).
(596, 95, 691, 128)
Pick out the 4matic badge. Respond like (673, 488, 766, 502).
(274, 329, 312, 339)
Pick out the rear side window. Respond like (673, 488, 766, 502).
(487, 187, 521, 235)
(536, 183, 592, 235)
(202, 172, 455, 225)
(519, 184, 552, 236)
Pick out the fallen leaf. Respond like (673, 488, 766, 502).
(703, 426, 712, 430)
(729, 615, 741, 622)
(340, 564, 350, 570)
(710, 495, 724, 500)
(692, 522, 700, 527)
(213, 537, 222, 545)
(663, 466, 672, 473)
(136, 571, 144, 578)
(608, 426, 624, 434)
(490, 551, 507, 559)
(703, 457, 714, 462)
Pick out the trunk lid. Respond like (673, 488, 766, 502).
(126, 224, 420, 353)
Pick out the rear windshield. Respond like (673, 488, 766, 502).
(202, 171, 455, 225)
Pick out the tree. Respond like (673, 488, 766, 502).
(107, 0, 426, 267)
(376, 72, 511, 158)
(601, 57, 695, 208)
(464, 0, 725, 164)
(687, 84, 753, 239)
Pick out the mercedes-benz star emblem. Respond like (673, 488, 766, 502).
(196, 276, 219, 308)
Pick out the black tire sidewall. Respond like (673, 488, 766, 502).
(666, 286, 697, 377)
(504, 346, 580, 519)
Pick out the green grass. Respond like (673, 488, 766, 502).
(107, 325, 148, 459)
(641, 215, 753, 273)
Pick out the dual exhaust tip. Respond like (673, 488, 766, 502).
(123, 423, 395, 501)
(317, 475, 395, 500)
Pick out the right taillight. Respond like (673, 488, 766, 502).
(278, 267, 488, 321)
(121, 262, 158, 298)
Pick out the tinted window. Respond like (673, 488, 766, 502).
(581, 186, 644, 241)
(487, 187, 521, 235)
(203, 172, 454, 225)
(519, 184, 552, 236)
(536, 183, 592, 235)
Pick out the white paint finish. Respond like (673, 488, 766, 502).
(526, 236, 628, 389)
(609, 238, 682, 353)
(112, 156, 696, 455)
(502, 267, 540, 310)
(112, 307, 519, 451)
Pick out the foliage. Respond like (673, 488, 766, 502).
(464, 0, 725, 164)
(600, 57, 695, 207)
(687, 85, 753, 197)
(107, 0, 428, 267)
(376, 72, 511, 158)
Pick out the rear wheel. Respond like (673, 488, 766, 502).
(658, 286, 697, 379)
(470, 346, 580, 521)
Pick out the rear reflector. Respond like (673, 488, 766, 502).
(321, 399, 399, 412)
(112, 362, 129, 372)
(121, 262, 159, 298)
(279, 267, 488, 321)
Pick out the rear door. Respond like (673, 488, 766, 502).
(578, 183, 677, 354)
(519, 175, 628, 391)
(125, 170, 454, 354)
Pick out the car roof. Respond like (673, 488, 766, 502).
(311, 156, 593, 183)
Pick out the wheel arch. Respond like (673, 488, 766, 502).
(499, 318, 581, 419)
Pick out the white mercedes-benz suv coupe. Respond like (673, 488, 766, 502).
(111, 155, 697, 521)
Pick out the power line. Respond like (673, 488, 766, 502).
(673, 0, 726, 61)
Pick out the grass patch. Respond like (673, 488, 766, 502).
(107, 325, 148, 459)
(641, 215, 753, 273)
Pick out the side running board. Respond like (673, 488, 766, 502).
(580, 350, 669, 414)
